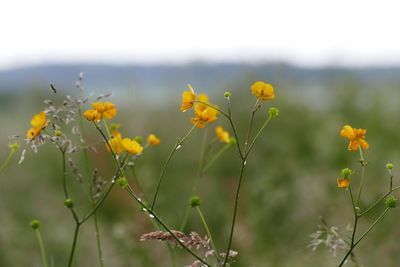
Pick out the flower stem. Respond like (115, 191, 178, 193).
(68, 223, 81, 267)
(151, 123, 197, 210)
(125, 185, 211, 267)
(196, 207, 220, 261)
(201, 144, 230, 173)
(0, 146, 17, 174)
(356, 146, 366, 207)
(243, 99, 260, 152)
(35, 228, 49, 267)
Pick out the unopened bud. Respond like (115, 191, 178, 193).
(189, 196, 201, 208)
(268, 107, 279, 118)
(30, 219, 41, 230)
(385, 196, 398, 208)
(224, 91, 232, 98)
(64, 198, 74, 208)
(341, 168, 353, 178)
(118, 177, 128, 189)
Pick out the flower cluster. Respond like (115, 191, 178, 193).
(180, 85, 219, 128)
(26, 112, 47, 140)
(84, 101, 117, 122)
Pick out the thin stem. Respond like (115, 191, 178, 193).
(125, 185, 211, 267)
(348, 185, 358, 247)
(0, 146, 17, 174)
(338, 208, 390, 267)
(245, 114, 272, 158)
(192, 128, 209, 193)
(356, 146, 366, 207)
(68, 224, 81, 267)
(179, 206, 191, 232)
(244, 99, 260, 152)
(193, 100, 243, 158)
(223, 160, 246, 267)
(60, 149, 80, 222)
(196, 207, 220, 261)
(35, 229, 49, 267)
(93, 212, 104, 267)
(358, 185, 400, 217)
(201, 144, 231, 173)
(354, 208, 389, 246)
(151, 123, 197, 210)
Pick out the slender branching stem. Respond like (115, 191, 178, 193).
(68, 223, 81, 267)
(125, 185, 211, 267)
(358, 185, 400, 217)
(202, 144, 231, 174)
(0, 146, 17, 174)
(244, 99, 260, 152)
(151, 123, 197, 210)
(245, 114, 272, 158)
(356, 146, 366, 207)
(35, 228, 49, 267)
(196, 207, 221, 262)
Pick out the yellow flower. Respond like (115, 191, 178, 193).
(26, 111, 47, 139)
(84, 109, 101, 121)
(215, 126, 230, 143)
(180, 84, 196, 112)
(340, 125, 369, 151)
(121, 138, 143, 155)
(106, 132, 124, 154)
(92, 102, 117, 119)
(337, 177, 350, 188)
(147, 134, 161, 146)
(190, 94, 218, 128)
(251, 81, 275, 101)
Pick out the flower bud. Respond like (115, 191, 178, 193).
(229, 137, 237, 146)
(110, 123, 120, 132)
(9, 142, 19, 150)
(189, 196, 201, 208)
(386, 163, 394, 170)
(118, 177, 128, 189)
(385, 196, 398, 208)
(64, 198, 74, 208)
(341, 168, 353, 178)
(55, 130, 62, 137)
(30, 219, 41, 230)
(224, 91, 232, 98)
(268, 107, 279, 118)
(134, 136, 143, 145)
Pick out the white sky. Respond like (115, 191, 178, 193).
(1, 0, 400, 69)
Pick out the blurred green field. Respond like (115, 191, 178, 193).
(1, 68, 400, 267)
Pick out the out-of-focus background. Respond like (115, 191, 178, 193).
(1, 1, 400, 266)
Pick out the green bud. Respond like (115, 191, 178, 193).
(110, 123, 120, 132)
(386, 163, 394, 170)
(9, 142, 19, 150)
(224, 91, 232, 98)
(30, 219, 41, 230)
(189, 196, 201, 208)
(229, 137, 237, 146)
(118, 177, 128, 189)
(134, 136, 143, 145)
(385, 196, 398, 208)
(268, 107, 279, 118)
(55, 130, 62, 137)
(64, 198, 74, 208)
(341, 168, 353, 178)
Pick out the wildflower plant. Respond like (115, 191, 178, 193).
(310, 124, 399, 266)
(13, 77, 278, 267)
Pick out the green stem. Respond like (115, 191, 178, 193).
(151, 123, 197, 210)
(359, 185, 400, 217)
(35, 229, 49, 267)
(338, 208, 389, 267)
(125, 185, 211, 267)
(201, 144, 230, 173)
(356, 146, 366, 207)
(245, 114, 272, 158)
(196, 207, 220, 261)
(0, 147, 17, 174)
(222, 160, 246, 267)
(348, 185, 358, 247)
(68, 223, 81, 267)
(179, 206, 191, 232)
(243, 99, 260, 152)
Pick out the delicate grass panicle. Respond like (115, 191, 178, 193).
(12, 77, 280, 266)
(309, 124, 399, 267)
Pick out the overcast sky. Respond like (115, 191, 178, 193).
(1, 0, 400, 70)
